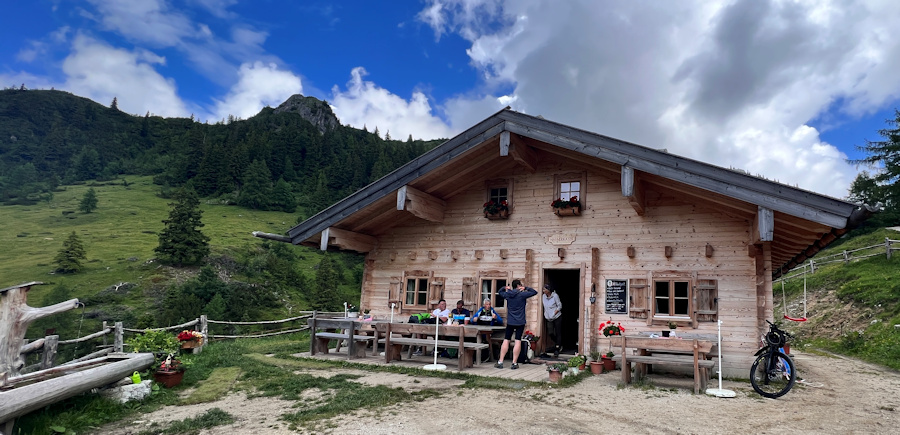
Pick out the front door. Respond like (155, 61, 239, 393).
(543, 269, 581, 354)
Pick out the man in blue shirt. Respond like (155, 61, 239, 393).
(495, 279, 538, 369)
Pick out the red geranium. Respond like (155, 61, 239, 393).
(599, 320, 624, 337)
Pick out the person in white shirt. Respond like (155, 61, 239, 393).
(541, 284, 563, 358)
(431, 299, 451, 324)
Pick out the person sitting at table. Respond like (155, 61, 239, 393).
(429, 299, 450, 324)
(471, 299, 503, 325)
(450, 299, 471, 324)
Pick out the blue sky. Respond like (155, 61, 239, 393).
(2, 1, 900, 200)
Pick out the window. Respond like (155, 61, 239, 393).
(488, 187, 508, 205)
(405, 277, 429, 306)
(485, 179, 513, 211)
(654, 279, 691, 317)
(480, 278, 508, 309)
(553, 172, 586, 207)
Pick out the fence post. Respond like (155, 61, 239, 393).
(843, 250, 849, 264)
(114, 322, 123, 353)
(809, 259, 816, 274)
(888, 238, 893, 260)
(41, 335, 59, 369)
(194, 315, 207, 355)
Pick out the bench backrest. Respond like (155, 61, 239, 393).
(307, 318, 361, 332)
(610, 336, 714, 354)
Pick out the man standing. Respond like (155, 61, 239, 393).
(541, 284, 563, 358)
(495, 279, 538, 369)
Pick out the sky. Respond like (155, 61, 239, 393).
(2, 1, 900, 200)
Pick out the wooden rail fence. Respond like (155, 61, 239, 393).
(776, 237, 898, 283)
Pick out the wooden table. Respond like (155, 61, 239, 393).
(610, 335, 715, 394)
(306, 317, 377, 359)
(372, 323, 503, 370)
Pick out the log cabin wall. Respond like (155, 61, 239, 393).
(360, 159, 763, 376)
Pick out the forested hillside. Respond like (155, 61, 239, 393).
(0, 88, 442, 217)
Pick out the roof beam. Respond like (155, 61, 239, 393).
(320, 227, 377, 253)
(397, 185, 446, 223)
(752, 206, 774, 243)
(500, 131, 538, 172)
(621, 166, 645, 216)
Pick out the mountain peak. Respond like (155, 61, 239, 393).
(272, 94, 339, 134)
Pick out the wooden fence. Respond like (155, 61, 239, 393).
(776, 237, 898, 283)
(19, 311, 345, 372)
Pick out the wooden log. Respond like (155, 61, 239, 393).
(114, 322, 123, 353)
(58, 327, 111, 345)
(0, 353, 154, 429)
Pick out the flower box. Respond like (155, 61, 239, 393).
(484, 209, 509, 220)
(180, 338, 202, 349)
(553, 206, 581, 217)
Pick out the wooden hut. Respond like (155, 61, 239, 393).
(255, 109, 873, 375)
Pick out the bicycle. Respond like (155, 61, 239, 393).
(750, 320, 796, 398)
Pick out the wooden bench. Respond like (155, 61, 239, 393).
(374, 323, 489, 371)
(610, 336, 716, 394)
(307, 317, 376, 359)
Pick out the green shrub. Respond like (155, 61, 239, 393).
(126, 329, 179, 355)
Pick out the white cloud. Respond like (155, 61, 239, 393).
(414, 0, 900, 198)
(61, 34, 189, 117)
(210, 61, 303, 121)
(330, 67, 455, 140)
(86, 0, 200, 47)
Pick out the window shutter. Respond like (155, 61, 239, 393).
(695, 278, 718, 323)
(429, 278, 444, 305)
(462, 277, 478, 308)
(389, 277, 402, 309)
(628, 278, 648, 320)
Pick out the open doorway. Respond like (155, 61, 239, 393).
(542, 269, 581, 355)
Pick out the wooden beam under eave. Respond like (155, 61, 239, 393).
(621, 166, 645, 216)
(319, 227, 377, 253)
(396, 185, 446, 223)
(752, 206, 774, 243)
(507, 133, 538, 172)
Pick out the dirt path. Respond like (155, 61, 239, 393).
(98, 350, 900, 434)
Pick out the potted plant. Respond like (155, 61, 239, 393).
(589, 351, 604, 374)
(602, 351, 617, 371)
(567, 355, 586, 374)
(483, 200, 510, 219)
(547, 362, 567, 382)
(177, 329, 204, 349)
(154, 353, 186, 388)
(551, 196, 581, 216)
(664, 321, 677, 338)
(523, 330, 539, 351)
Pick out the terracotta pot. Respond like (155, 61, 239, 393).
(578, 363, 586, 370)
(589, 361, 603, 374)
(601, 357, 616, 372)
(484, 209, 509, 220)
(154, 369, 184, 388)
(548, 370, 562, 382)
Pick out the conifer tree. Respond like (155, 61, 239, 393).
(79, 187, 98, 213)
(850, 109, 900, 210)
(54, 231, 87, 273)
(110, 96, 118, 110)
(237, 159, 273, 209)
(155, 187, 210, 266)
(310, 254, 341, 311)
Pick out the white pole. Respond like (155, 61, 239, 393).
(705, 319, 735, 398)
(423, 315, 446, 371)
(343, 302, 348, 318)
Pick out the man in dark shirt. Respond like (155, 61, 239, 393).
(495, 279, 538, 369)
(450, 299, 471, 324)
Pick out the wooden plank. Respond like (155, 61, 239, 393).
(397, 185, 446, 223)
(320, 227, 377, 253)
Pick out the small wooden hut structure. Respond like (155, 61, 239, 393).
(255, 109, 874, 375)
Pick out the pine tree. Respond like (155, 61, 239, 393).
(79, 187, 98, 213)
(271, 178, 297, 213)
(850, 109, 900, 209)
(310, 254, 341, 311)
(54, 231, 87, 273)
(237, 159, 273, 209)
(155, 187, 210, 266)
(110, 96, 118, 110)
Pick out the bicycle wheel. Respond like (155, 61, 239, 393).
(750, 350, 796, 398)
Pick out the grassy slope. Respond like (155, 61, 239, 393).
(777, 228, 900, 369)
(0, 176, 313, 304)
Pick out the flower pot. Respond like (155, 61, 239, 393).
(484, 209, 509, 220)
(601, 357, 616, 372)
(553, 206, 581, 217)
(578, 363, 586, 370)
(589, 361, 603, 374)
(548, 370, 562, 382)
(153, 369, 184, 388)
(180, 338, 202, 349)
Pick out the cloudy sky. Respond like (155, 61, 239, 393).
(2, 0, 900, 199)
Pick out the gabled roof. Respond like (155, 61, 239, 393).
(254, 109, 874, 278)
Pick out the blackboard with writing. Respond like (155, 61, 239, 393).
(605, 279, 627, 314)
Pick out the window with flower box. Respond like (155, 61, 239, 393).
(484, 179, 512, 219)
(552, 172, 586, 216)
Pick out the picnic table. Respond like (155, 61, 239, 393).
(610, 335, 716, 394)
(372, 322, 503, 371)
(306, 316, 377, 359)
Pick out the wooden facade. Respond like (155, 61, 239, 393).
(255, 109, 873, 376)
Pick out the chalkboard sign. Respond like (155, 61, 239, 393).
(605, 279, 627, 314)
